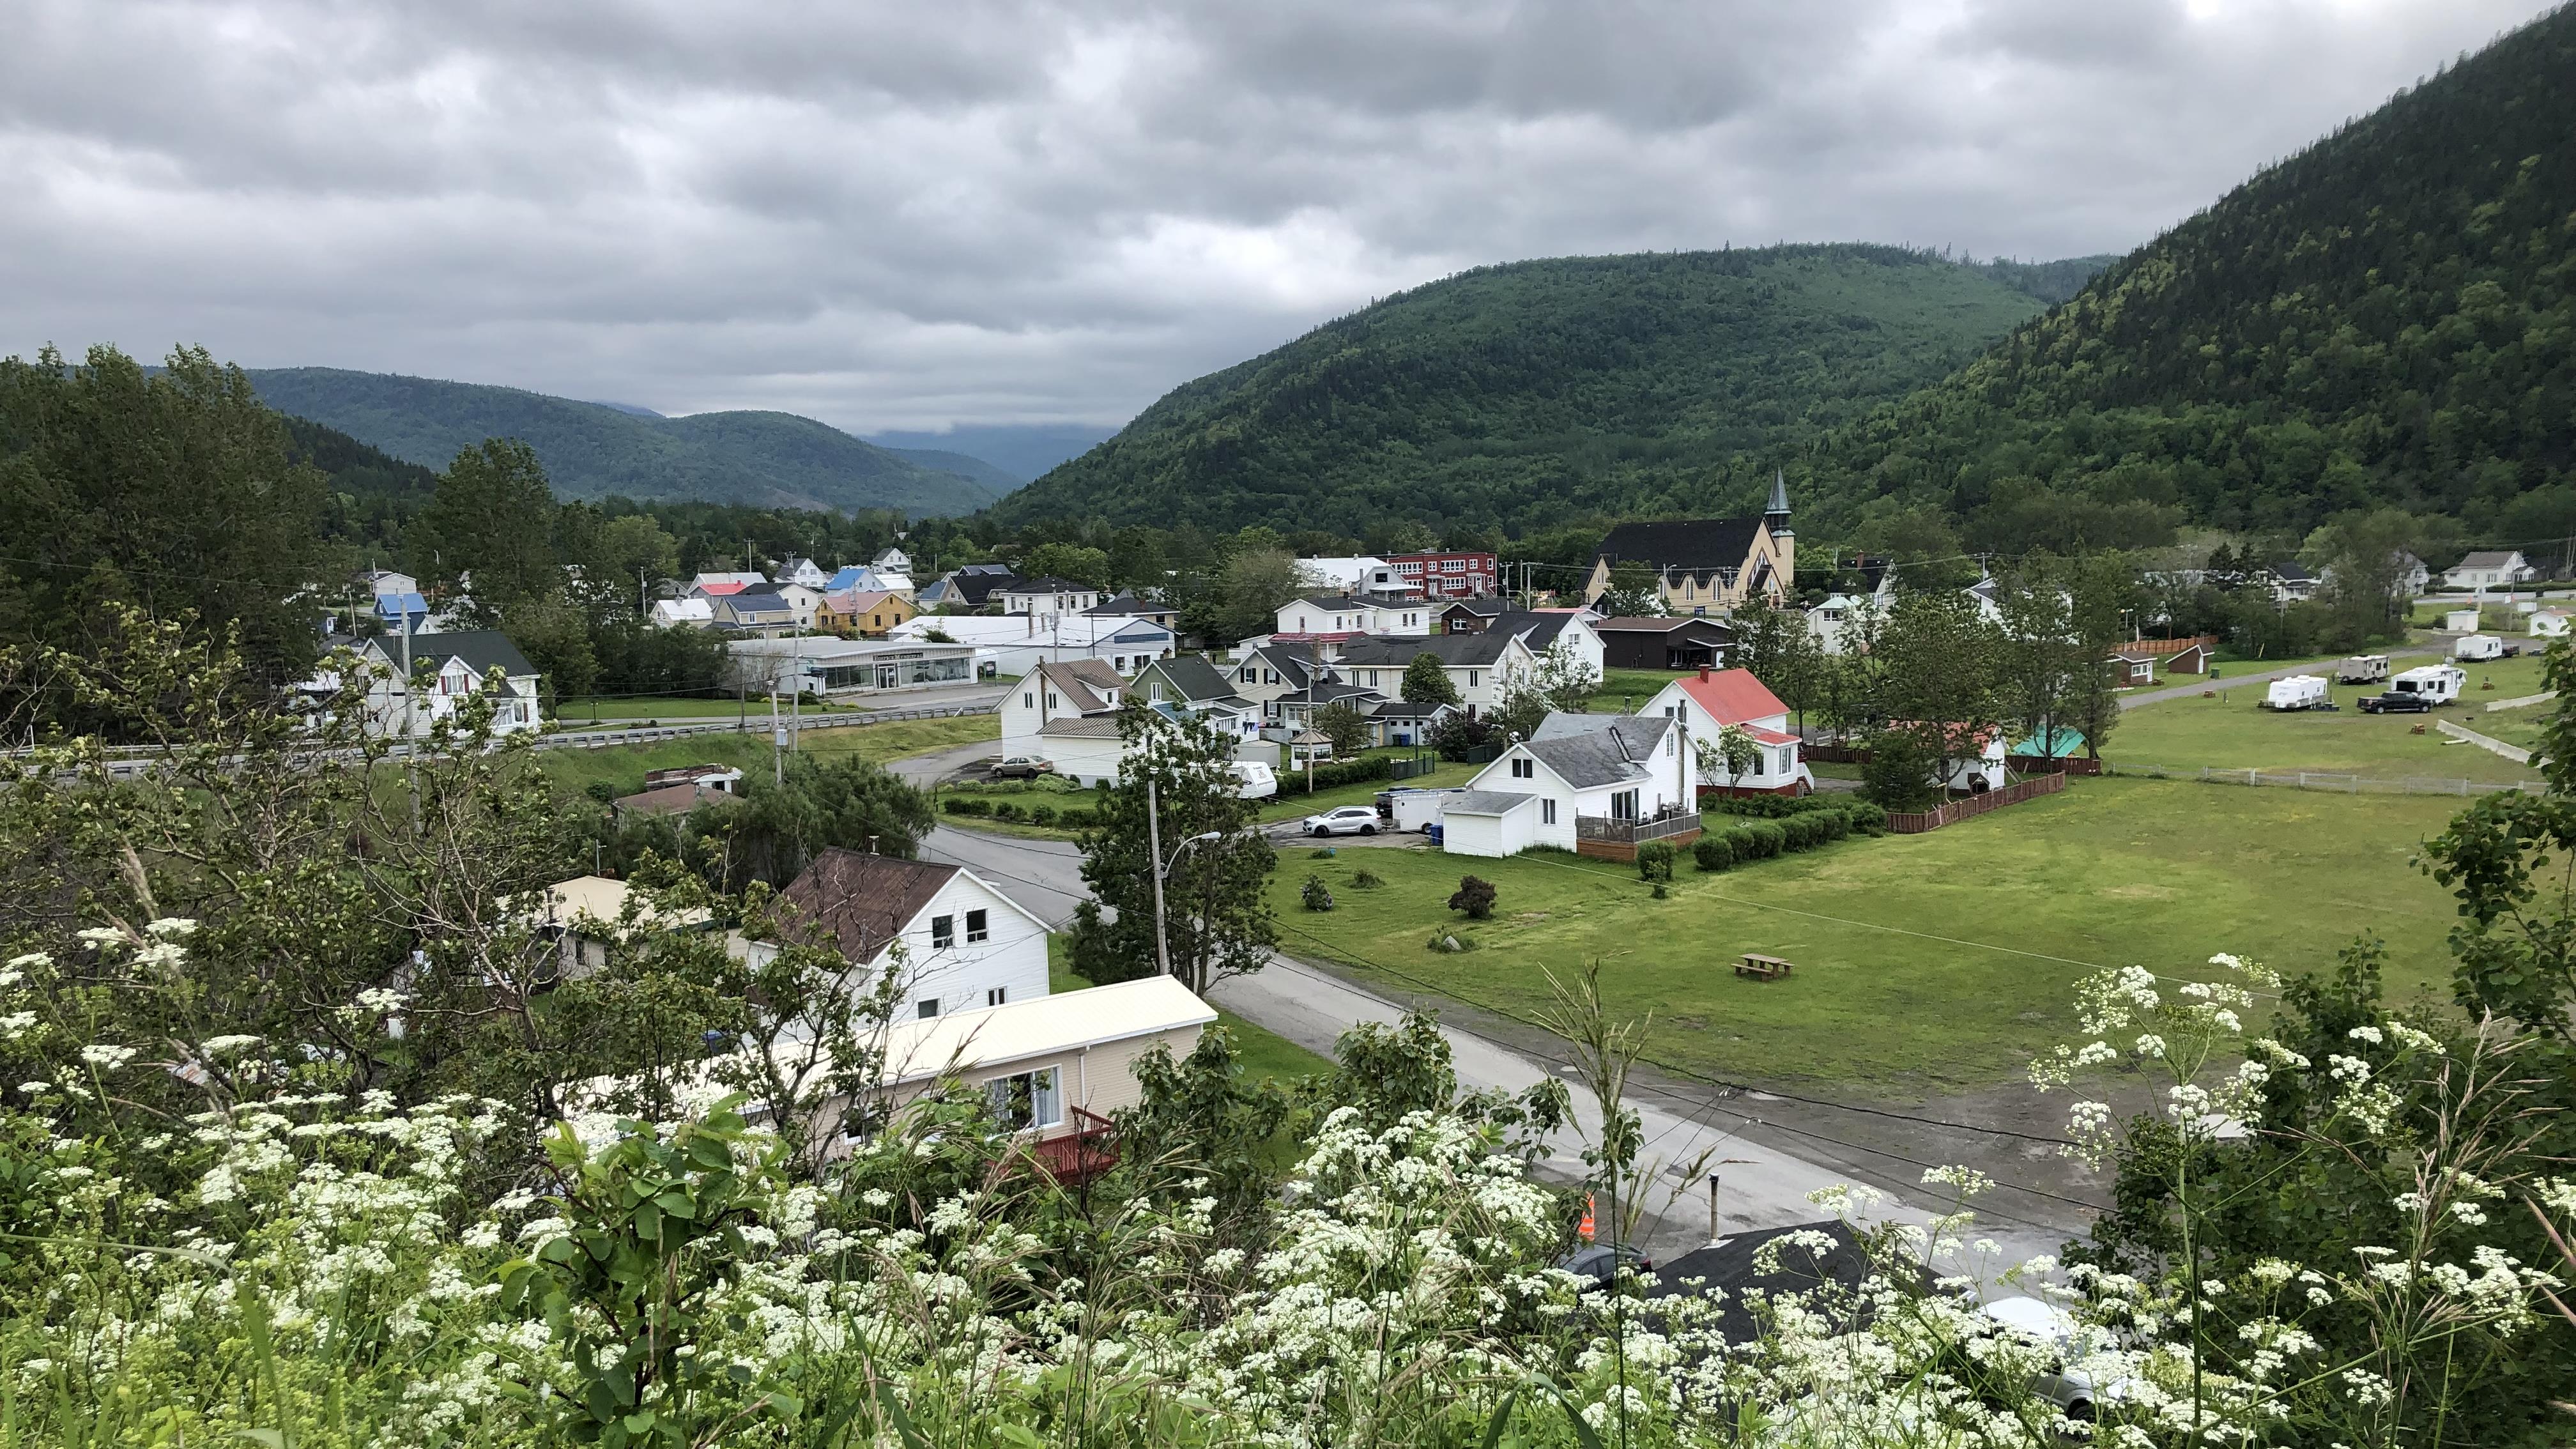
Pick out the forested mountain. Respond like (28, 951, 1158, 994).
(992, 245, 2104, 535)
(1798, 4, 2576, 554)
(866, 424, 1120, 484)
(244, 368, 1008, 517)
(878, 445, 1023, 493)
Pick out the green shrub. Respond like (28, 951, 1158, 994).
(1308, 847, 1338, 859)
(1058, 808, 1098, 829)
(1651, 881, 1669, 899)
(1350, 870, 1385, 889)
(1448, 875, 1497, 919)
(1693, 834, 1735, 871)
(1816, 808, 1851, 841)
(1635, 839, 1676, 882)
(1031, 773, 1078, 795)
(1735, 822, 1785, 859)
(1841, 800, 1889, 835)
(1301, 875, 1335, 911)
(992, 802, 1024, 822)
(1291, 756, 1395, 792)
(1779, 815, 1825, 852)
(1026, 804, 1057, 827)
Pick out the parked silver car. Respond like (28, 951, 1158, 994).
(1302, 805, 1381, 837)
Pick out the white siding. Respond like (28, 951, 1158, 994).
(1041, 735, 1128, 788)
(873, 874, 1052, 1019)
(1439, 801, 1538, 857)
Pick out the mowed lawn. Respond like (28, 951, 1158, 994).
(1264, 777, 2472, 1099)
(537, 714, 998, 797)
(2109, 653, 2549, 785)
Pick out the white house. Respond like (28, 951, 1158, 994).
(892, 611, 1174, 679)
(1926, 726, 2011, 793)
(650, 597, 715, 629)
(1806, 594, 1880, 656)
(313, 629, 545, 737)
(1639, 666, 1809, 795)
(778, 556, 831, 590)
(356, 567, 418, 600)
(774, 581, 825, 630)
(2443, 551, 2537, 590)
(2395, 552, 2432, 597)
(2531, 608, 2573, 639)
(873, 546, 913, 575)
(1444, 712, 1697, 857)
(998, 577, 1102, 618)
(2266, 563, 2320, 604)
(1492, 611, 1605, 678)
(778, 849, 1052, 1020)
(522, 875, 717, 981)
(1271, 593, 1434, 642)
(1296, 556, 1409, 596)
(1330, 631, 1538, 720)
(1001, 659, 1126, 759)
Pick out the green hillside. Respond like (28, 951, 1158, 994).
(880, 445, 1023, 493)
(992, 245, 2099, 535)
(245, 368, 1002, 517)
(1800, 4, 2576, 551)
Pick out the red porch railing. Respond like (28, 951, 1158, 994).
(1023, 1107, 1117, 1184)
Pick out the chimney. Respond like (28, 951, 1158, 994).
(1698, 664, 1712, 682)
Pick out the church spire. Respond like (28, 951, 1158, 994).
(1765, 470, 1791, 534)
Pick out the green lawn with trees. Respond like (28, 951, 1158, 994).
(534, 713, 995, 799)
(1269, 777, 2471, 1098)
(2110, 654, 2549, 783)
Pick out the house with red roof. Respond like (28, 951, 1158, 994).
(1640, 666, 1811, 796)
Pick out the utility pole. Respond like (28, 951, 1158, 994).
(1706, 1172, 1722, 1247)
(401, 606, 419, 834)
(770, 679, 783, 786)
(1146, 775, 1169, 978)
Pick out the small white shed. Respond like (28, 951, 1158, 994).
(2445, 608, 2483, 632)
(1437, 790, 1539, 858)
(2531, 610, 2572, 639)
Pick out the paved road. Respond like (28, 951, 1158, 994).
(2117, 647, 2442, 710)
(916, 823, 2074, 1270)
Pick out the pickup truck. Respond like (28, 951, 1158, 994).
(2358, 691, 2434, 714)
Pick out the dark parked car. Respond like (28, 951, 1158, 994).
(2359, 691, 2434, 714)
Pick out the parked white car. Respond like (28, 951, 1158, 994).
(1301, 805, 1381, 837)
(1979, 1297, 2123, 1422)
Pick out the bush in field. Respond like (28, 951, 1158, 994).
(1733, 822, 1784, 859)
(1692, 833, 1735, 871)
(1448, 874, 1496, 919)
(1300, 874, 1335, 911)
(1634, 840, 1676, 882)
(1026, 804, 1057, 827)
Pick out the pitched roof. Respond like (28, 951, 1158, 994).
(779, 848, 961, 964)
(1335, 632, 1521, 667)
(419, 629, 536, 678)
(1492, 611, 1581, 648)
(1241, 645, 1318, 690)
(1142, 654, 1233, 702)
(1590, 616, 1733, 637)
(1593, 517, 1763, 573)
(1672, 667, 1788, 725)
(613, 781, 732, 816)
(1086, 592, 1172, 616)
(1441, 597, 1510, 617)
(1000, 575, 1095, 594)
(1031, 659, 1126, 712)
(2269, 562, 2317, 583)
(1517, 714, 1675, 789)
(1441, 790, 1537, 815)
(877, 976, 1210, 1085)
(1038, 715, 1124, 738)
(2455, 551, 2524, 568)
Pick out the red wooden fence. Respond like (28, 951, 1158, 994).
(1884, 770, 2066, 834)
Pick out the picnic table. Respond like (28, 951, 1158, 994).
(1734, 953, 1793, 981)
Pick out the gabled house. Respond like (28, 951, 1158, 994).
(778, 556, 831, 590)
(894, 611, 1173, 679)
(1330, 631, 1537, 720)
(1491, 610, 1604, 677)
(873, 546, 913, 575)
(1584, 475, 1795, 613)
(711, 585, 800, 636)
(2530, 608, 2573, 639)
(2394, 552, 2431, 597)
(1370, 698, 1457, 747)
(1640, 666, 1808, 795)
(2266, 563, 2320, 604)
(1591, 617, 1732, 671)
(1446, 712, 1698, 857)
(998, 576, 1101, 618)
(1001, 659, 1128, 759)
(1226, 642, 1324, 723)
(689, 571, 770, 599)
(775, 848, 1051, 1019)
(650, 597, 714, 629)
(1807, 593, 1883, 656)
(522, 875, 717, 981)
(1132, 656, 1264, 742)
(305, 629, 547, 737)
(356, 567, 418, 600)
(1439, 598, 1512, 634)
(820, 588, 916, 638)
(2443, 551, 2538, 590)
(917, 562, 1016, 610)
(2108, 651, 2158, 686)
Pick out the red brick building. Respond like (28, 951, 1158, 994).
(1386, 551, 1498, 599)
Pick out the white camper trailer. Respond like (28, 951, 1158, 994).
(2262, 675, 2330, 712)
(1227, 761, 1278, 800)
(2454, 634, 2506, 662)
(2336, 655, 2390, 684)
(2389, 664, 2465, 706)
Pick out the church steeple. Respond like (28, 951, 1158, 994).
(1764, 470, 1792, 537)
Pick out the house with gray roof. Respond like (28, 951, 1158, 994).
(1332, 631, 1539, 720)
(1442, 711, 1699, 858)
(1584, 475, 1795, 613)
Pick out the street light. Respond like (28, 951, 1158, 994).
(1144, 774, 1227, 979)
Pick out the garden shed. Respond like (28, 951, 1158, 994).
(1436, 791, 1540, 857)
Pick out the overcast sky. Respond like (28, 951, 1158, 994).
(0, 0, 2554, 436)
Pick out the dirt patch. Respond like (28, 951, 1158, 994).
(2101, 884, 2180, 900)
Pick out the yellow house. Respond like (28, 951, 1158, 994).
(820, 588, 917, 638)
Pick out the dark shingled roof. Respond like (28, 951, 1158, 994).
(1142, 654, 1234, 702)
(779, 848, 960, 965)
(419, 629, 537, 678)
(1594, 517, 1764, 575)
(1518, 713, 1678, 789)
(1336, 632, 1522, 668)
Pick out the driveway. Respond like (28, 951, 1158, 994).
(916, 822, 2082, 1269)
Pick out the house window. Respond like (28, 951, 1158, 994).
(917, 999, 940, 1019)
(1239, 666, 1254, 683)
(1751, 752, 1765, 776)
(1779, 747, 1793, 774)
(966, 909, 988, 944)
(1467, 671, 1480, 688)
(1667, 733, 1676, 756)
(985, 1066, 1062, 1131)
(1023, 692, 1034, 708)
(1542, 799, 1558, 825)
(1510, 757, 1533, 779)
(1045, 692, 1059, 709)
(931, 914, 956, 948)
(1611, 790, 1638, 820)
(986, 986, 1007, 1007)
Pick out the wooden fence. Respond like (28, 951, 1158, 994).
(2121, 634, 2219, 657)
(1883, 770, 2066, 834)
(1800, 739, 2099, 776)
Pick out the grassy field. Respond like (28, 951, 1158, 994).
(1587, 668, 1690, 713)
(2108, 654, 2548, 784)
(537, 715, 999, 797)
(1264, 777, 2472, 1099)
(1046, 941, 1330, 1084)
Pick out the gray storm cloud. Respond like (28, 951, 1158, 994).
(0, 0, 2551, 434)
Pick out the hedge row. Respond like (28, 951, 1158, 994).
(1690, 799, 1884, 872)
(1286, 755, 1395, 792)
(941, 797, 1100, 830)
(1705, 792, 1859, 820)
